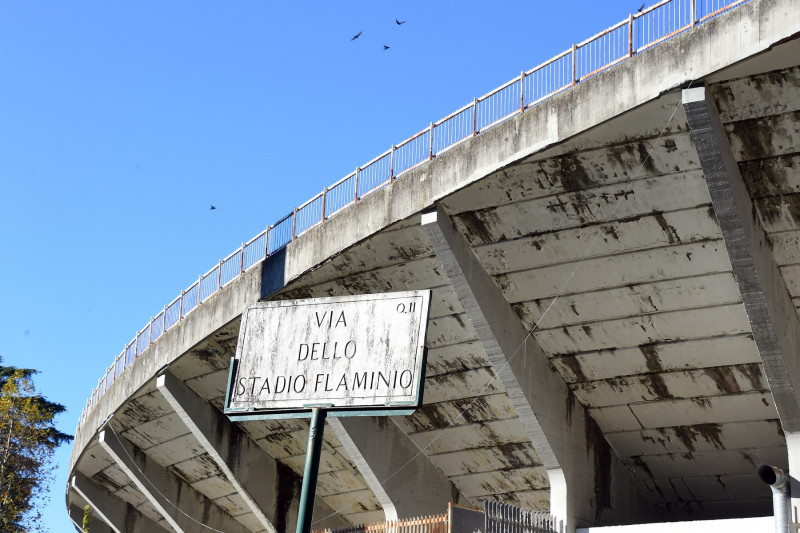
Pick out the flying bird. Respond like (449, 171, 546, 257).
(210, 205, 217, 210)
(351, 31, 362, 40)
(637, 3, 645, 11)
(396, 19, 406, 25)
(383, 45, 390, 50)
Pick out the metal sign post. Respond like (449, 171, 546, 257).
(296, 408, 327, 533)
(224, 290, 431, 533)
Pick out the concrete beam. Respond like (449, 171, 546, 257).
(682, 86, 800, 433)
(156, 371, 277, 533)
(69, 504, 114, 533)
(155, 371, 347, 532)
(98, 428, 251, 533)
(683, 85, 800, 509)
(421, 206, 653, 531)
(328, 416, 463, 520)
(71, 472, 169, 533)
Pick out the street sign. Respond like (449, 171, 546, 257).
(224, 290, 430, 418)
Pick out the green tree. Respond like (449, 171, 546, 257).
(0, 358, 72, 532)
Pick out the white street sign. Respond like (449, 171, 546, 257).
(226, 291, 430, 414)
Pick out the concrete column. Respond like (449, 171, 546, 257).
(422, 206, 652, 531)
(98, 428, 251, 533)
(70, 472, 169, 533)
(328, 416, 464, 520)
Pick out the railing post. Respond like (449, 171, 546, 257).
(217, 259, 222, 289)
(472, 98, 478, 136)
(239, 242, 245, 273)
(629, 14, 634, 56)
(691, 0, 696, 27)
(179, 289, 184, 319)
(149, 316, 154, 345)
(428, 122, 434, 159)
(354, 167, 360, 201)
(265, 225, 272, 257)
(571, 43, 577, 84)
(162, 304, 167, 332)
(520, 70, 525, 111)
(390, 145, 395, 182)
(197, 275, 202, 304)
(292, 207, 298, 240)
(321, 188, 328, 221)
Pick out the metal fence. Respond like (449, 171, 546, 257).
(314, 514, 448, 533)
(76, 0, 750, 429)
(485, 501, 558, 533)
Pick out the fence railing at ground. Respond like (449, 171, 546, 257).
(485, 501, 558, 533)
(77, 0, 750, 429)
(314, 514, 448, 533)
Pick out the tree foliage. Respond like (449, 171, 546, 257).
(0, 359, 73, 532)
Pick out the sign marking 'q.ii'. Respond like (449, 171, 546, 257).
(225, 291, 430, 415)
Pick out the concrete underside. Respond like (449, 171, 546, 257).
(68, 0, 800, 530)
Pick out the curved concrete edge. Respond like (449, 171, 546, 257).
(282, 0, 800, 288)
(69, 262, 265, 474)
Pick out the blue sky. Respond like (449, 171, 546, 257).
(0, 1, 654, 530)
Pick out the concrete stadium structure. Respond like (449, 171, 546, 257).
(67, 0, 800, 531)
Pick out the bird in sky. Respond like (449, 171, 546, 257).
(638, 3, 645, 11)
(396, 19, 406, 25)
(351, 31, 362, 41)
(383, 45, 390, 50)
(210, 205, 216, 210)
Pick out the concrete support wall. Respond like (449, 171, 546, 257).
(329, 416, 465, 520)
(422, 206, 654, 531)
(71, 472, 169, 533)
(99, 429, 251, 533)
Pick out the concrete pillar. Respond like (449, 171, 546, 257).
(70, 472, 169, 533)
(422, 206, 653, 531)
(98, 428, 251, 533)
(328, 416, 464, 520)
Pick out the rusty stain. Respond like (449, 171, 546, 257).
(639, 344, 664, 372)
(663, 139, 678, 153)
(570, 304, 580, 316)
(644, 374, 673, 400)
(738, 363, 766, 390)
(456, 210, 497, 245)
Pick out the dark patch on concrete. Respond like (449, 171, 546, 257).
(705, 366, 741, 394)
(495, 442, 538, 469)
(585, 415, 612, 523)
(604, 225, 620, 241)
(457, 211, 497, 245)
(570, 304, 580, 316)
(738, 363, 766, 390)
(637, 142, 658, 175)
(556, 154, 596, 192)
(652, 212, 681, 244)
(727, 113, 796, 161)
(561, 356, 589, 383)
(582, 325, 593, 338)
(275, 461, 300, 533)
(644, 373, 673, 400)
(673, 426, 697, 451)
(708, 204, 718, 223)
(663, 139, 678, 153)
(738, 155, 800, 198)
(756, 194, 800, 228)
(629, 455, 655, 479)
(93, 469, 125, 492)
(739, 450, 756, 467)
(762, 397, 770, 407)
(566, 389, 576, 425)
(639, 344, 664, 373)
(693, 423, 724, 449)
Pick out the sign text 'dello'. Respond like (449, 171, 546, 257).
(227, 291, 430, 413)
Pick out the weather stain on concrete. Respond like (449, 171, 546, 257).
(561, 356, 589, 383)
(705, 366, 741, 394)
(457, 210, 499, 245)
(652, 212, 681, 244)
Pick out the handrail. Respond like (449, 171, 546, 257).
(77, 0, 750, 429)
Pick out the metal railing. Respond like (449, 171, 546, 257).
(77, 0, 750, 429)
(314, 514, 448, 533)
(485, 501, 558, 533)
